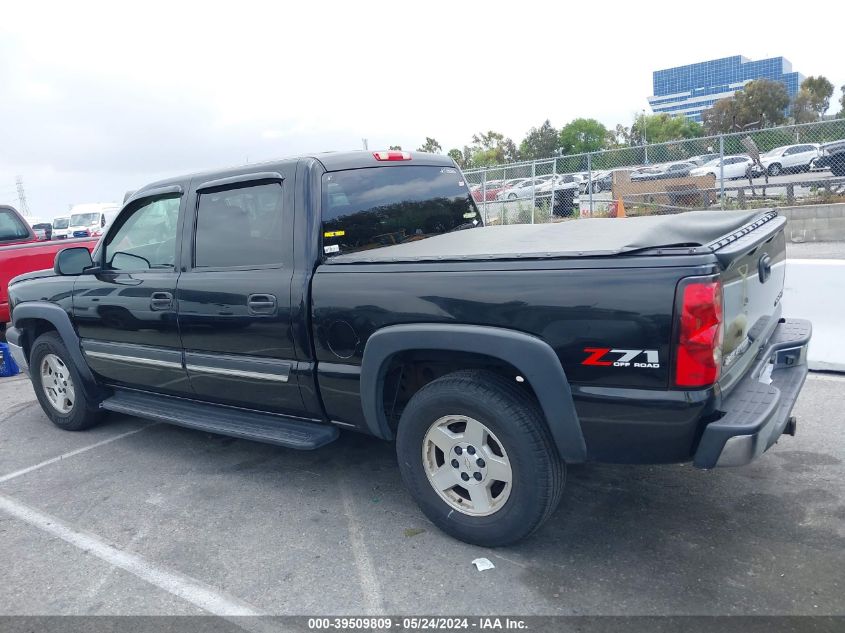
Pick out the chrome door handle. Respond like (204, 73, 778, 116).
(247, 294, 277, 315)
(150, 291, 173, 311)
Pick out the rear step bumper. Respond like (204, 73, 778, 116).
(693, 318, 812, 469)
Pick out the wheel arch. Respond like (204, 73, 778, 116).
(11, 301, 101, 399)
(360, 323, 587, 463)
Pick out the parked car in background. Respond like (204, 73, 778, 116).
(690, 155, 753, 180)
(688, 153, 720, 166)
(0, 204, 97, 332)
(471, 180, 507, 202)
(810, 140, 845, 177)
(535, 174, 580, 216)
(52, 216, 71, 239)
(591, 169, 630, 193)
(30, 221, 53, 241)
(67, 203, 120, 238)
(630, 166, 663, 181)
(758, 144, 820, 176)
(496, 178, 533, 200)
(632, 162, 696, 181)
(583, 170, 611, 193)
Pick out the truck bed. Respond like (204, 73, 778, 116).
(327, 209, 767, 263)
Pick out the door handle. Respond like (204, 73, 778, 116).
(150, 291, 173, 311)
(247, 293, 277, 315)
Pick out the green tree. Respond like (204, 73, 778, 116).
(467, 131, 519, 167)
(447, 148, 465, 167)
(416, 137, 443, 154)
(630, 113, 703, 145)
(736, 79, 790, 128)
(791, 90, 817, 123)
(701, 79, 790, 132)
(607, 124, 630, 148)
(558, 118, 608, 155)
(518, 119, 559, 160)
(839, 84, 845, 118)
(702, 98, 740, 134)
(801, 76, 834, 116)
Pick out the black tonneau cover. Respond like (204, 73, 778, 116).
(327, 209, 768, 263)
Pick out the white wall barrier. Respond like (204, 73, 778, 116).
(782, 260, 845, 372)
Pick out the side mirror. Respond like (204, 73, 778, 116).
(54, 247, 94, 276)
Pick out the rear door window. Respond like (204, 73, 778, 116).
(321, 166, 481, 257)
(194, 182, 284, 268)
(0, 208, 31, 243)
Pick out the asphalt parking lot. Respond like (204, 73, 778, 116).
(1, 370, 843, 618)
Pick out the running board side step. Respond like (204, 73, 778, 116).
(101, 389, 339, 450)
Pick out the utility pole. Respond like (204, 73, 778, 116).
(641, 110, 649, 165)
(15, 176, 31, 217)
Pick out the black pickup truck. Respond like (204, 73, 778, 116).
(6, 150, 811, 546)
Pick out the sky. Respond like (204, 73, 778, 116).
(1, 0, 842, 220)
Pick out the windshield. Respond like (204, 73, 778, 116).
(53, 217, 69, 229)
(70, 212, 100, 226)
(321, 165, 481, 257)
(0, 208, 31, 243)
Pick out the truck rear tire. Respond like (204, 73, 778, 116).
(30, 331, 103, 431)
(396, 370, 564, 546)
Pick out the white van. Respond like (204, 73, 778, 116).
(52, 216, 70, 239)
(67, 203, 120, 238)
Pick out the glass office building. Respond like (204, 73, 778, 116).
(648, 56, 804, 122)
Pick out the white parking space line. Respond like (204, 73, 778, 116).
(338, 472, 385, 615)
(0, 493, 265, 617)
(0, 425, 156, 484)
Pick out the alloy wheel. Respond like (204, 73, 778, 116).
(40, 353, 75, 414)
(422, 415, 513, 516)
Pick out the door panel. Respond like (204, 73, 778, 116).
(74, 271, 189, 393)
(73, 191, 191, 395)
(176, 171, 304, 415)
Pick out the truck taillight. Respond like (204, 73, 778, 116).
(373, 150, 411, 161)
(675, 278, 723, 388)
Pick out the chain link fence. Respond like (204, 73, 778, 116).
(463, 119, 845, 224)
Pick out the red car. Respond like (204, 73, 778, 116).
(0, 205, 97, 332)
(471, 180, 508, 202)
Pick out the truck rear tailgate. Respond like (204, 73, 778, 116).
(710, 212, 788, 395)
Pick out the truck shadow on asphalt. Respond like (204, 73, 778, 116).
(184, 422, 844, 556)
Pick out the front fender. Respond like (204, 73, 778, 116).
(360, 323, 587, 463)
(11, 301, 102, 400)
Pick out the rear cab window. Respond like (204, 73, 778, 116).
(321, 165, 481, 257)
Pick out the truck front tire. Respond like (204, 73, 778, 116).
(396, 370, 564, 546)
(30, 332, 103, 431)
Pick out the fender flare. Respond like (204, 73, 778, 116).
(360, 323, 587, 463)
(11, 301, 101, 400)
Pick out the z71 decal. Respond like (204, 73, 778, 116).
(582, 348, 660, 369)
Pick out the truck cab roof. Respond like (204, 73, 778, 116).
(132, 151, 455, 200)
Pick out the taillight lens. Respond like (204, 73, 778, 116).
(373, 150, 411, 161)
(675, 278, 723, 387)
